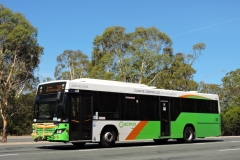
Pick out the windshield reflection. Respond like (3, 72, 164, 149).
(34, 94, 63, 122)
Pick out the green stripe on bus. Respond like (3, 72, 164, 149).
(135, 121, 160, 139)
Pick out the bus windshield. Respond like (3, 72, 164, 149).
(34, 94, 63, 122)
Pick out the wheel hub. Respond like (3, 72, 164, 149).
(186, 130, 193, 140)
(104, 132, 113, 142)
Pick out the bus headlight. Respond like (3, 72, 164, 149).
(55, 129, 65, 134)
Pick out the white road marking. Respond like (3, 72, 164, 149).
(231, 141, 240, 143)
(79, 149, 99, 152)
(35, 145, 54, 147)
(0, 154, 18, 157)
(143, 146, 157, 148)
(219, 148, 240, 152)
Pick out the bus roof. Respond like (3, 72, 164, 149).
(38, 78, 219, 100)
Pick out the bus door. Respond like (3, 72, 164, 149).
(160, 100, 170, 137)
(69, 94, 93, 141)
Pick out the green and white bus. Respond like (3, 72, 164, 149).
(32, 78, 221, 147)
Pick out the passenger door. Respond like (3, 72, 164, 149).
(160, 100, 170, 137)
(69, 94, 92, 141)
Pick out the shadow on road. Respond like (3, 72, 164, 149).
(36, 139, 224, 151)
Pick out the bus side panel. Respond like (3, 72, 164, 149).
(92, 120, 141, 142)
(196, 114, 221, 137)
(92, 120, 160, 141)
(135, 121, 160, 139)
(170, 113, 198, 139)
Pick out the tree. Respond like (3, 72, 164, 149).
(219, 68, 240, 135)
(90, 26, 172, 83)
(90, 26, 130, 81)
(153, 43, 205, 91)
(8, 91, 35, 136)
(0, 5, 43, 142)
(41, 76, 54, 83)
(221, 106, 240, 136)
(129, 27, 172, 84)
(220, 69, 240, 109)
(198, 81, 222, 94)
(54, 50, 89, 80)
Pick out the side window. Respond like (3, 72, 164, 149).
(70, 96, 80, 121)
(139, 95, 156, 120)
(197, 99, 219, 113)
(98, 92, 120, 120)
(181, 98, 196, 112)
(171, 97, 181, 121)
(211, 100, 219, 113)
(121, 94, 139, 120)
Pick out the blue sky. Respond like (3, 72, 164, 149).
(1, 0, 240, 85)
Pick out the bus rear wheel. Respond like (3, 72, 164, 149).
(100, 129, 116, 148)
(183, 126, 194, 143)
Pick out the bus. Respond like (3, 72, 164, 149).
(31, 78, 221, 147)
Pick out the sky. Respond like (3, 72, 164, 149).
(1, 0, 240, 85)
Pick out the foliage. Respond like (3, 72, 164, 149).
(129, 27, 172, 84)
(221, 106, 240, 136)
(0, 92, 35, 136)
(198, 81, 222, 94)
(90, 26, 173, 83)
(150, 43, 205, 91)
(219, 68, 240, 135)
(220, 69, 240, 109)
(90, 26, 205, 91)
(0, 5, 43, 142)
(54, 50, 89, 80)
(153, 53, 196, 90)
(42, 77, 54, 83)
(90, 26, 130, 80)
(10, 92, 35, 135)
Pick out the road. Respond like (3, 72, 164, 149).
(1, 137, 240, 160)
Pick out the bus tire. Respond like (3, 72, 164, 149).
(183, 126, 194, 143)
(100, 129, 116, 148)
(72, 142, 86, 147)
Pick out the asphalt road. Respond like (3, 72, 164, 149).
(1, 136, 240, 160)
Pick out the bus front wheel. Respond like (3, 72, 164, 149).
(183, 126, 194, 143)
(100, 129, 116, 147)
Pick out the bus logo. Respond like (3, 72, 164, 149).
(119, 121, 137, 128)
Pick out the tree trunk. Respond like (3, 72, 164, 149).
(1, 118, 8, 143)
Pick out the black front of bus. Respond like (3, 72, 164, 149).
(31, 82, 69, 142)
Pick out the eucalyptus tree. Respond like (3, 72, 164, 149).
(0, 5, 43, 142)
(42, 77, 54, 83)
(221, 106, 240, 136)
(198, 81, 222, 94)
(8, 91, 36, 136)
(91, 26, 205, 91)
(90, 26, 172, 83)
(220, 69, 240, 109)
(54, 50, 89, 80)
(91, 26, 130, 81)
(219, 69, 240, 135)
(153, 43, 205, 91)
(153, 53, 196, 90)
(129, 27, 172, 84)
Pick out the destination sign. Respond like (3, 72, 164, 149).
(38, 82, 66, 94)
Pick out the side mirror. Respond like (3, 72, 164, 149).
(56, 92, 61, 100)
